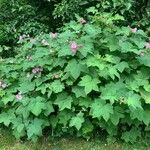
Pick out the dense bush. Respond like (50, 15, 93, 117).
(0, 0, 150, 144)
(0, 18, 150, 143)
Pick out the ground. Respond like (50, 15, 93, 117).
(0, 128, 150, 150)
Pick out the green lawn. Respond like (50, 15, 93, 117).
(0, 129, 150, 150)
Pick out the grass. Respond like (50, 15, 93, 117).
(0, 128, 150, 150)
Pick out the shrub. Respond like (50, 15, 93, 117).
(0, 19, 150, 143)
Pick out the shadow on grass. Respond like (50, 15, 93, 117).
(0, 128, 149, 150)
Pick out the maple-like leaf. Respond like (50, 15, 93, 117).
(44, 102, 54, 116)
(115, 61, 129, 73)
(58, 110, 73, 126)
(110, 106, 124, 125)
(137, 53, 150, 67)
(140, 89, 150, 104)
(79, 75, 100, 94)
(54, 93, 73, 111)
(0, 111, 15, 126)
(28, 97, 46, 116)
(27, 118, 44, 139)
(69, 112, 85, 130)
(126, 91, 142, 109)
(65, 59, 82, 79)
(72, 86, 86, 98)
(90, 99, 113, 121)
(51, 80, 64, 93)
(100, 81, 129, 104)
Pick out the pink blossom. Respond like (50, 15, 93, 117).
(16, 92, 23, 101)
(50, 33, 58, 38)
(80, 18, 86, 24)
(70, 41, 79, 53)
(32, 68, 37, 74)
(131, 28, 137, 33)
(144, 42, 150, 48)
(32, 67, 43, 74)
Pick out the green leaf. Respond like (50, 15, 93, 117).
(143, 109, 150, 126)
(18, 80, 35, 93)
(121, 127, 141, 143)
(69, 112, 85, 130)
(90, 99, 113, 121)
(140, 89, 150, 104)
(28, 97, 46, 116)
(130, 108, 144, 122)
(105, 35, 120, 51)
(16, 105, 30, 119)
(137, 53, 150, 67)
(86, 55, 105, 70)
(51, 80, 64, 93)
(104, 54, 120, 64)
(126, 92, 141, 109)
(108, 66, 120, 80)
(100, 81, 129, 104)
(72, 86, 86, 98)
(1, 94, 14, 105)
(130, 36, 145, 49)
(0, 111, 15, 126)
(27, 118, 44, 139)
(65, 59, 82, 79)
(110, 106, 124, 125)
(115, 61, 129, 73)
(84, 24, 100, 36)
(119, 41, 137, 53)
(58, 44, 72, 57)
(44, 102, 54, 116)
(79, 38, 94, 57)
(33, 47, 50, 59)
(78, 97, 92, 108)
(54, 93, 73, 111)
(58, 110, 73, 126)
(79, 75, 100, 94)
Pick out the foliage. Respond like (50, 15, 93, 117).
(0, 0, 51, 57)
(0, 18, 150, 143)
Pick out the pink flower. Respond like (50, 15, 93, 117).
(70, 41, 79, 53)
(144, 42, 150, 48)
(80, 18, 86, 24)
(131, 28, 137, 33)
(32, 67, 43, 74)
(16, 92, 23, 101)
(50, 33, 58, 38)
